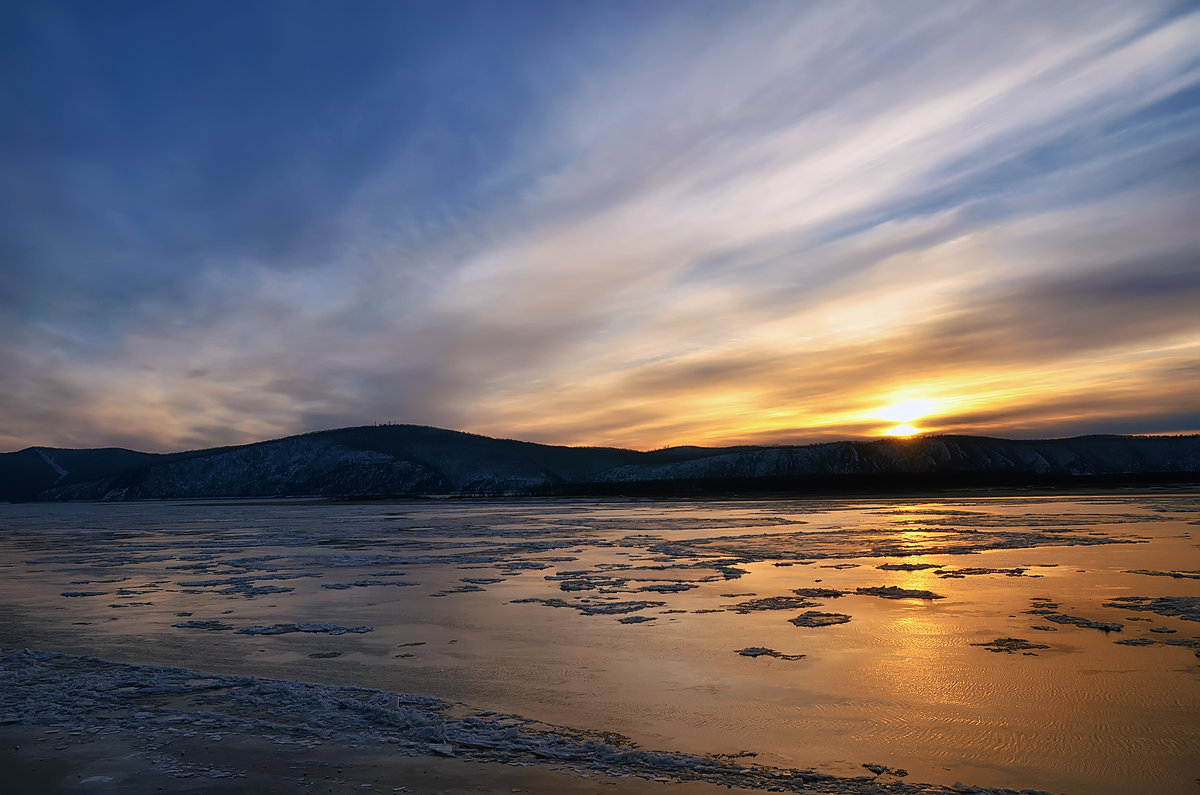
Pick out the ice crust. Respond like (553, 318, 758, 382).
(2, 497, 1189, 791)
(0, 648, 1047, 794)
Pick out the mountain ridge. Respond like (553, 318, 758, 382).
(2, 424, 1199, 502)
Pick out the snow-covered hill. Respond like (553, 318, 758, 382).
(2, 425, 1198, 502)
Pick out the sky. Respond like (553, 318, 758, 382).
(2, 0, 1199, 453)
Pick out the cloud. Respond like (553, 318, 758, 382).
(1, 1, 1198, 451)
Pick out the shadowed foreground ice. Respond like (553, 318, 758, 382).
(1, 648, 1042, 794)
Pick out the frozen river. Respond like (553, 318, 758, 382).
(2, 494, 1198, 793)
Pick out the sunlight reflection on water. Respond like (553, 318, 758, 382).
(1, 494, 1198, 793)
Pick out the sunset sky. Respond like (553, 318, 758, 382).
(3, 1, 1199, 453)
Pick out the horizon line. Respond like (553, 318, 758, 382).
(7, 422, 1200, 457)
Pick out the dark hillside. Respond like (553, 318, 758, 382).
(3, 426, 1198, 502)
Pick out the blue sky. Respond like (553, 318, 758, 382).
(2, 1, 1199, 452)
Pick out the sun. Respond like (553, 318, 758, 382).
(875, 398, 939, 437)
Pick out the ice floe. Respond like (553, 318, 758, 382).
(788, 612, 852, 628)
(854, 586, 945, 600)
(971, 638, 1050, 655)
(735, 647, 806, 661)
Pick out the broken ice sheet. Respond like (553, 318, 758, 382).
(2, 494, 1197, 793)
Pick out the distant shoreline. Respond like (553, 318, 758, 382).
(5, 481, 1200, 508)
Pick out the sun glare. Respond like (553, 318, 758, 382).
(875, 398, 940, 437)
(878, 400, 935, 423)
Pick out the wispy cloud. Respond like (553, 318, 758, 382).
(2, 1, 1197, 451)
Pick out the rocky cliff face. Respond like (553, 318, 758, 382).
(3, 426, 1199, 502)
